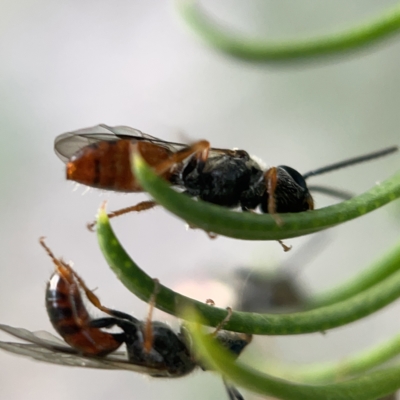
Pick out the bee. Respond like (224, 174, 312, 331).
(54, 124, 398, 222)
(0, 239, 252, 400)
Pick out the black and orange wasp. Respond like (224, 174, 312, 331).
(54, 124, 398, 224)
(0, 239, 251, 400)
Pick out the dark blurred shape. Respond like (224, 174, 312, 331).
(235, 268, 306, 313)
(234, 234, 329, 313)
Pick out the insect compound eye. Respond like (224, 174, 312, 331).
(277, 165, 308, 190)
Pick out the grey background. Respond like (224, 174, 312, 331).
(0, 1, 399, 399)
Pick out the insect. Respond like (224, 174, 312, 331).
(0, 238, 252, 400)
(54, 124, 398, 223)
(234, 234, 329, 313)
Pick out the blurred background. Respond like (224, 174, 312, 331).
(1, 1, 400, 399)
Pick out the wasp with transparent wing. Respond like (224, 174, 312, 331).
(54, 124, 398, 224)
(0, 239, 251, 400)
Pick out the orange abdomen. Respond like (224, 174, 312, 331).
(66, 140, 173, 192)
(46, 272, 122, 356)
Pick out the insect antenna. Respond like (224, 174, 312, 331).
(302, 145, 398, 180)
(223, 378, 245, 400)
(307, 185, 354, 200)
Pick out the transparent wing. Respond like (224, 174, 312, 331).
(0, 324, 169, 374)
(0, 341, 122, 369)
(0, 324, 72, 351)
(54, 124, 188, 163)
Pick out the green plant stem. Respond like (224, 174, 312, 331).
(97, 206, 400, 335)
(177, 1, 400, 62)
(132, 153, 400, 241)
(264, 333, 400, 384)
(189, 320, 400, 400)
(306, 238, 400, 309)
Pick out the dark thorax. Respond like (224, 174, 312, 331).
(180, 150, 264, 208)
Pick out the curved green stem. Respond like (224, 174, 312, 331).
(306, 239, 400, 309)
(132, 153, 400, 241)
(177, 1, 400, 62)
(97, 206, 400, 335)
(189, 319, 400, 400)
(264, 333, 400, 384)
(96, 203, 229, 324)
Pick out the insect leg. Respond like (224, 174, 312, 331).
(107, 200, 157, 219)
(264, 167, 282, 223)
(87, 200, 157, 231)
(263, 170, 293, 251)
(207, 305, 247, 399)
(68, 266, 139, 324)
(88, 141, 211, 230)
(186, 222, 218, 239)
(40, 237, 76, 282)
(89, 317, 139, 344)
(278, 240, 292, 252)
(205, 300, 233, 336)
(87, 141, 210, 230)
(143, 279, 160, 353)
(135, 140, 211, 175)
(211, 307, 233, 336)
(207, 304, 252, 348)
(89, 317, 128, 329)
(40, 237, 139, 323)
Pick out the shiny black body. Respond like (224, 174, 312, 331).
(179, 149, 311, 213)
(89, 314, 196, 377)
(112, 316, 251, 399)
(92, 311, 251, 381)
